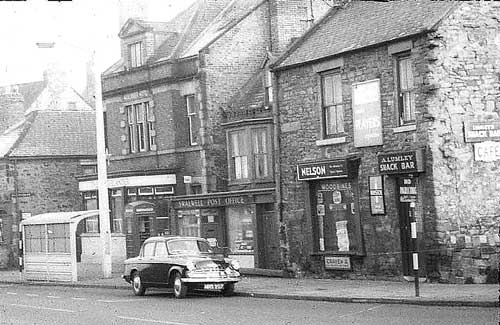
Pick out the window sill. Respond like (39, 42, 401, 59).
(316, 136, 347, 146)
(393, 124, 416, 133)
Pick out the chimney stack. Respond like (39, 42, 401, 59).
(0, 85, 25, 134)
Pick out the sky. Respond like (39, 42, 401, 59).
(0, 0, 196, 92)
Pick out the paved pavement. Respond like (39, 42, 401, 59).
(0, 270, 497, 307)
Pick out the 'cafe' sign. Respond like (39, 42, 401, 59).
(378, 150, 425, 174)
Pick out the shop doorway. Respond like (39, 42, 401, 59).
(397, 176, 417, 276)
(256, 204, 279, 269)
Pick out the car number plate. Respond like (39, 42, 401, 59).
(204, 284, 224, 290)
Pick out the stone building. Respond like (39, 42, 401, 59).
(90, 0, 330, 269)
(271, 1, 499, 283)
(0, 72, 96, 267)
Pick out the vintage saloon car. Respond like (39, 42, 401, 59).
(122, 236, 240, 298)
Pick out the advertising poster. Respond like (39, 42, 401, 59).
(352, 79, 383, 147)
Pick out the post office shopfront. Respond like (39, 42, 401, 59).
(170, 189, 278, 269)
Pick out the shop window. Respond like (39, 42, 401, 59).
(228, 126, 272, 181)
(321, 70, 344, 137)
(111, 189, 123, 233)
(186, 95, 200, 146)
(47, 224, 70, 253)
(178, 210, 200, 237)
(154, 186, 174, 195)
(126, 102, 155, 154)
(312, 180, 362, 253)
(83, 192, 97, 210)
(127, 188, 137, 197)
(129, 41, 143, 68)
(85, 215, 99, 233)
(395, 54, 415, 125)
(138, 186, 154, 196)
(227, 206, 254, 254)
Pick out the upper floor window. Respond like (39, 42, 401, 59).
(230, 130, 249, 180)
(396, 54, 415, 124)
(186, 95, 200, 146)
(129, 41, 143, 68)
(228, 126, 271, 181)
(126, 101, 156, 153)
(264, 70, 273, 106)
(321, 71, 344, 137)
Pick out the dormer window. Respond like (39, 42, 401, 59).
(129, 41, 143, 68)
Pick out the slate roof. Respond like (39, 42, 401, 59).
(181, 0, 265, 58)
(275, 0, 458, 69)
(6, 110, 96, 158)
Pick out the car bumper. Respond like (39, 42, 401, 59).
(182, 269, 240, 283)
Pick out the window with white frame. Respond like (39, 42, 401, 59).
(252, 128, 269, 178)
(111, 189, 123, 233)
(321, 71, 344, 137)
(126, 102, 156, 153)
(396, 54, 415, 124)
(264, 70, 273, 106)
(228, 126, 271, 181)
(85, 215, 99, 233)
(229, 130, 248, 180)
(186, 95, 200, 146)
(129, 41, 143, 68)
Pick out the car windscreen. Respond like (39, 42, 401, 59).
(167, 239, 211, 255)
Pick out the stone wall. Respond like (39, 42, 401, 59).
(425, 2, 500, 283)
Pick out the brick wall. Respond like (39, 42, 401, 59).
(0, 93, 24, 134)
(15, 158, 87, 215)
(425, 2, 500, 283)
(201, 3, 270, 191)
(277, 36, 436, 278)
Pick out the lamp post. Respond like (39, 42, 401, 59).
(36, 42, 112, 278)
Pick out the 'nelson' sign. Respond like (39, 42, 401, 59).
(378, 150, 425, 174)
(297, 160, 348, 180)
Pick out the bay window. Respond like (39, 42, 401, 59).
(228, 126, 271, 181)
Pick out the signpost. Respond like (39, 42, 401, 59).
(297, 160, 348, 180)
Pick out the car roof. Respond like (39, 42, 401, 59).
(143, 236, 207, 243)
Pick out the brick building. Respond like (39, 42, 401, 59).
(0, 73, 96, 267)
(272, 1, 499, 283)
(90, 0, 330, 268)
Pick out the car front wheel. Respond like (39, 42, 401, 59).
(173, 272, 188, 299)
(221, 283, 235, 296)
(132, 272, 146, 296)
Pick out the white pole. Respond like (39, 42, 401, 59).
(93, 50, 112, 278)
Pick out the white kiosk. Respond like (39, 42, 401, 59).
(20, 210, 99, 282)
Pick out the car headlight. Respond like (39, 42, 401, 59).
(186, 261, 196, 271)
(229, 260, 240, 271)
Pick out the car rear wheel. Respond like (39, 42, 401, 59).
(173, 272, 188, 299)
(132, 272, 146, 296)
(221, 283, 235, 296)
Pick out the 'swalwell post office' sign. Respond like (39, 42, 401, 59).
(297, 160, 348, 180)
(377, 150, 425, 174)
(352, 79, 383, 147)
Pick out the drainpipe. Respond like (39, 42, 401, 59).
(12, 158, 20, 268)
(271, 69, 288, 269)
